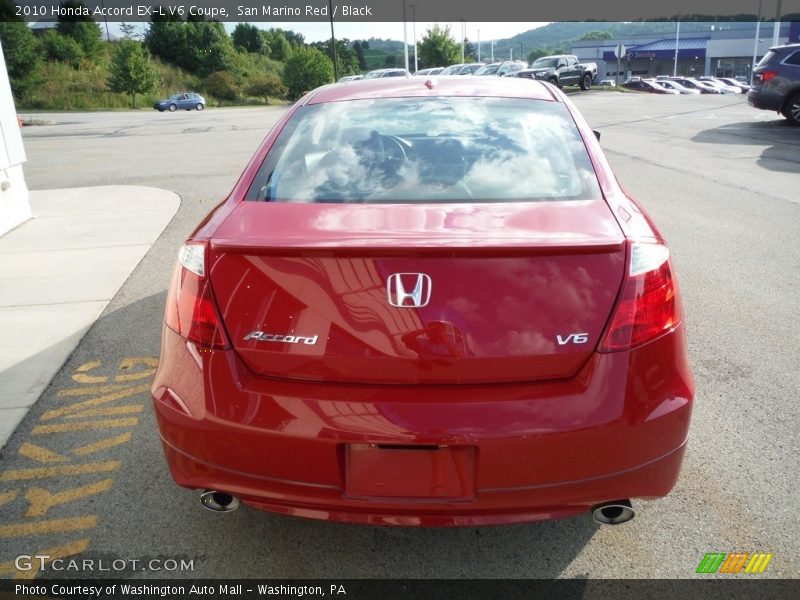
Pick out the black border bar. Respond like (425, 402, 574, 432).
(2, 579, 800, 600)
(10, 0, 800, 23)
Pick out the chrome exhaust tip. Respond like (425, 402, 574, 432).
(592, 499, 634, 525)
(199, 490, 240, 513)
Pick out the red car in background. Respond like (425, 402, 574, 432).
(152, 77, 694, 527)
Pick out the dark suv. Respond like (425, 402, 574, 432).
(748, 43, 800, 124)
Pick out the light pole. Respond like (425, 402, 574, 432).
(460, 19, 466, 62)
(673, 19, 680, 77)
(477, 29, 480, 62)
(99, 0, 110, 41)
(410, 3, 418, 73)
(491, 40, 494, 62)
(402, 1, 409, 72)
(773, 0, 782, 47)
(328, 0, 338, 81)
(518, 42, 523, 62)
(752, 0, 763, 85)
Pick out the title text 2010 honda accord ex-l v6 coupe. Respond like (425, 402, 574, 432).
(151, 76, 694, 526)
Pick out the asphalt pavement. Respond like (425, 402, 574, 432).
(0, 94, 797, 579)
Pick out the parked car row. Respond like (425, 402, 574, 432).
(620, 76, 750, 95)
(412, 61, 527, 77)
(340, 62, 529, 82)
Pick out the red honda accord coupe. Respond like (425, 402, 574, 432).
(151, 76, 694, 526)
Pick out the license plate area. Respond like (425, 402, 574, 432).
(344, 444, 476, 500)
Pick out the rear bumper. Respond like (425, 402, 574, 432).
(152, 326, 694, 526)
(160, 436, 686, 526)
(747, 89, 782, 112)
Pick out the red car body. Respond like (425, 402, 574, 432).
(151, 77, 694, 526)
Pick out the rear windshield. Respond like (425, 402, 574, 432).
(245, 97, 601, 204)
(474, 65, 500, 75)
(756, 51, 777, 68)
(439, 65, 464, 75)
(532, 58, 560, 69)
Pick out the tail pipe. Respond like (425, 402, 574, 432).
(200, 490, 240, 513)
(592, 499, 634, 525)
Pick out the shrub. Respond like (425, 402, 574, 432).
(41, 30, 84, 68)
(202, 70, 240, 101)
(282, 46, 333, 100)
(246, 74, 286, 104)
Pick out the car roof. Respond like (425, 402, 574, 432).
(769, 42, 800, 51)
(305, 76, 558, 104)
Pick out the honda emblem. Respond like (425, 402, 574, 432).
(386, 273, 432, 308)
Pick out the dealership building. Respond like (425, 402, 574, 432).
(572, 21, 800, 81)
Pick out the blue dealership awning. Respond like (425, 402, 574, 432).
(602, 37, 708, 62)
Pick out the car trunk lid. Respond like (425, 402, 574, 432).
(208, 201, 625, 385)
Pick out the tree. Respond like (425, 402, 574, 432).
(183, 20, 234, 77)
(232, 23, 263, 53)
(119, 23, 141, 40)
(202, 70, 240, 101)
(145, 19, 186, 64)
(56, 1, 102, 59)
(0, 19, 42, 100)
(41, 29, 84, 67)
(282, 46, 334, 99)
(261, 29, 291, 61)
(418, 25, 460, 68)
(0, 0, 21, 20)
(310, 37, 360, 75)
(462, 38, 477, 62)
(353, 40, 367, 71)
(246, 74, 286, 104)
(280, 29, 305, 48)
(107, 39, 160, 108)
(580, 30, 614, 41)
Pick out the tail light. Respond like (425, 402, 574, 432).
(164, 242, 229, 350)
(600, 242, 681, 352)
(759, 70, 778, 83)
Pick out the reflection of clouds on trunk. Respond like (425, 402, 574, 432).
(262, 97, 600, 204)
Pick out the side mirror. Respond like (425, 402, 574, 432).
(558, 60, 566, 68)
(593, 130, 601, 141)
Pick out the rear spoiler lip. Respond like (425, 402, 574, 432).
(209, 239, 625, 256)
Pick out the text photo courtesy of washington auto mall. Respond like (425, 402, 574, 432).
(0, 0, 799, 598)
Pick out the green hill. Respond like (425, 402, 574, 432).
(489, 22, 717, 61)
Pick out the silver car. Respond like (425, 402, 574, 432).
(657, 79, 700, 94)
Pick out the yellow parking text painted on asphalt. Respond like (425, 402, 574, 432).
(0, 461, 121, 482)
(0, 357, 156, 579)
(32, 418, 140, 434)
(18, 443, 68, 464)
(0, 491, 19, 506)
(25, 479, 114, 518)
(72, 433, 132, 456)
(42, 383, 150, 421)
